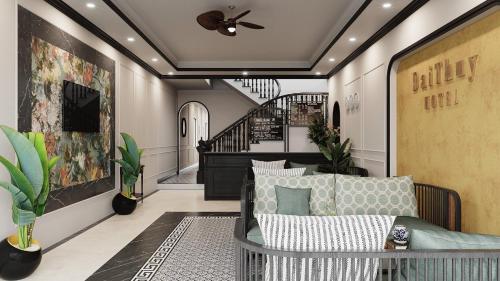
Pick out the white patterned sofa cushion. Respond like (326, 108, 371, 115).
(335, 175, 418, 217)
(252, 167, 306, 176)
(254, 174, 335, 216)
(251, 159, 286, 169)
(256, 214, 396, 281)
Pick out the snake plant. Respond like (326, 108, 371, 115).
(0, 126, 59, 250)
(112, 133, 143, 199)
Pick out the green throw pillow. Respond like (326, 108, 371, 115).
(275, 185, 311, 216)
(400, 229, 500, 281)
(289, 162, 319, 175)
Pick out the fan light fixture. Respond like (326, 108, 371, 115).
(228, 23, 236, 33)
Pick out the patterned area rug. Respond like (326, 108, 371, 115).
(131, 217, 237, 281)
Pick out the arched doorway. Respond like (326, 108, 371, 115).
(176, 101, 210, 179)
(332, 101, 340, 129)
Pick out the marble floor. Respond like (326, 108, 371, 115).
(160, 165, 198, 184)
(25, 189, 239, 281)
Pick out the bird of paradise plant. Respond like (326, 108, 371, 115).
(0, 126, 59, 250)
(112, 133, 143, 199)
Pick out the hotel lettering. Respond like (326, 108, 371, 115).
(411, 55, 478, 111)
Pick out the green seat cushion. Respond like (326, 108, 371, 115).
(411, 229, 500, 250)
(275, 185, 311, 216)
(289, 162, 319, 175)
(387, 216, 445, 240)
(247, 219, 265, 245)
(399, 229, 500, 281)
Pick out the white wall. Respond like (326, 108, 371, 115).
(277, 79, 328, 95)
(179, 102, 208, 169)
(328, 0, 487, 177)
(0, 0, 18, 246)
(177, 80, 257, 136)
(0, 0, 178, 248)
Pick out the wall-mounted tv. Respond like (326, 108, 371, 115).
(62, 80, 100, 132)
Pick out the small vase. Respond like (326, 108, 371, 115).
(112, 193, 137, 215)
(392, 225, 409, 245)
(0, 235, 42, 280)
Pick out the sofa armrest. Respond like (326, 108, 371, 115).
(241, 173, 255, 234)
(414, 183, 462, 232)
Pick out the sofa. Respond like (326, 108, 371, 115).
(232, 164, 500, 281)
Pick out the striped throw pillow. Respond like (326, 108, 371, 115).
(256, 214, 395, 281)
(252, 167, 306, 177)
(251, 159, 286, 169)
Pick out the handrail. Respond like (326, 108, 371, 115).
(234, 78, 281, 100)
(210, 92, 328, 143)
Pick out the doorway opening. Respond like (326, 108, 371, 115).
(162, 101, 209, 185)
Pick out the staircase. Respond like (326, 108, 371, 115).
(197, 92, 328, 153)
(224, 78, 281, 104)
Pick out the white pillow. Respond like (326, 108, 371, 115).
(252, 167, 305, 177)
(254, 174, 336, 216)
(251, 159, 286, 169)
(335, 175, 418, 217)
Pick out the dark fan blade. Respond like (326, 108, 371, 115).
(197, 10, 225, 30)
(217, 24, 236, 36)
(232, 10, 251, 21)
(238, 21, 265, 29)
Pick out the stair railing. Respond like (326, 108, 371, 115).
(234, 78, 281, 100)
(196, 92, 328, 183)
(198, 92, 328, 154)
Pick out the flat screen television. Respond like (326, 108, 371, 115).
(62, 80, 100, 132)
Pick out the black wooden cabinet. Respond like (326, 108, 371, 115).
(203, 152, 329, 200)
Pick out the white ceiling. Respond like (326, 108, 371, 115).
(61, 0, 413, 76)
(114, 0, 361, 67)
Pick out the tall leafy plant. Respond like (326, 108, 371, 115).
(112, 133, 143, 199)
(0, 126, 59, 249)
(307, 115, 331, 147)
(319, 135, 353, 174)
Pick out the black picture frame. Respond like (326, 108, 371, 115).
(181, 118, 187, 137)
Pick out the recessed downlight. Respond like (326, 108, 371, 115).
(328, 58, 336, 62)
(86, 2, 96, 9)
(127, 37, 135, 42)
(168, 72, 174, 75)
(382, 2, 392, 9)
(242, 71, 249, 76)
(315, 72, 322, 76)
(151, 58, 158, 62)
(349, 37, 357, 42)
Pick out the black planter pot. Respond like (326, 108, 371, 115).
(0, 237, 42, 280)
(112, 193, 137, 215)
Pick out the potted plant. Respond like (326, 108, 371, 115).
(318, 134, 353, 174)
(111, 133, 143, 215)
(307, 115, 331, 147)
(0, 126, 59, 280)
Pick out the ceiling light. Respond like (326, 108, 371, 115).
(349, 37, 357, 42)
(168, 72, 174, 75)
(151, 58, 158, 62)
(382, 2, 392, 9)
(86, 2, 96, 9)
(127, 37, 135, 42)
(329, 58, 336, 62)
(227, 23, 236, 33)
(242, 71, 248, 76)
(315, 72, 322, 76)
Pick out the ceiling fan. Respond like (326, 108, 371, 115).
(196, 6, 264, 37)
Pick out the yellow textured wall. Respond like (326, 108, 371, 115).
(397, 11, 500, 235)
